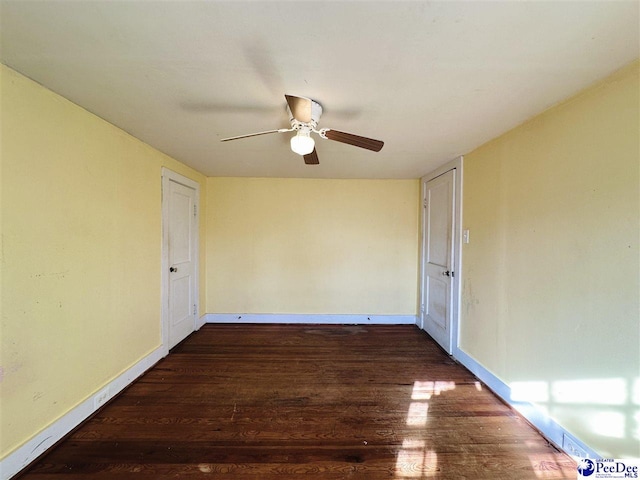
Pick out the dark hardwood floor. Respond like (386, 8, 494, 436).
(17, 324, 576, 479)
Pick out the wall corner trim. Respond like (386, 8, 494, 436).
(0, 346, 166, 480)
(204, 313, 418, 325)
(452, 346, 600, 460)
(196, 314, 207, 330)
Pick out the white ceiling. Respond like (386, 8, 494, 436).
(1, 1, 638, 179)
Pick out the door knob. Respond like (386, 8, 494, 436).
(442, 270, 450, 276)
(170, 267, 177, 273)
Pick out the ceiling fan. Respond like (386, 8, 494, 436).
(221, 95, 384, 165)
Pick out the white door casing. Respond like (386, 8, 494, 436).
(419, 157, 462, 355)
(161, 168, 199, 352)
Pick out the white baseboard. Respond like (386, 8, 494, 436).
(0, 346, 166, 480)
(452, 346, 599, 459)
(203, 313, 418, 325)
(195, 313, 207, 330)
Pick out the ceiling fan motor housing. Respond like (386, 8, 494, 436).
(309, 100, 323, 125)
(287, 98, 323, 130)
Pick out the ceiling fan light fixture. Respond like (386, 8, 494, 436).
(221, 94, 384, 165)
(290, 130, 315, 155)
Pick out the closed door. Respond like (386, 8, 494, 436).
(166, 178, 197, 349)
(420, 169, 455, 353)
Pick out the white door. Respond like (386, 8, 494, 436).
(420, 169, 455, 353)
(163, 173, 198, 349)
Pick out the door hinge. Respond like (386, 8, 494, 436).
(193, 205, 197, 217)
(420, 304, 425, 314)
(423, 199, 428, 208)
(193, 304, 197, 315)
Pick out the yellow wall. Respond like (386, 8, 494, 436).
(206, 177, 419, 315)
(0, 65, 206, 458)
(461, 61, 639, 457)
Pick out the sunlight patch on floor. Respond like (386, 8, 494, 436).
(406, 381, 455, 427)
(395, 439, 438, 478)
(525, 442, 572, 479)
(411, 381, 456, 400)
(407, 381, 456, 427)
(395, 381, 456, 478)
(406, 402, 429, 426)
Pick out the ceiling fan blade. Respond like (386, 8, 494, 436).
(303, 148, 319, 165)
(182, 102, 281, 114)
(285, 94, 312, 123)
(220, 129, 288, 142)
(323, 129, 384, 152)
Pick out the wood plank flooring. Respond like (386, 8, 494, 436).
(17, 324, 576, 479)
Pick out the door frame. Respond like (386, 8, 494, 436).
(419, 156, 463, 355)
(161, 167, 200, 356)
